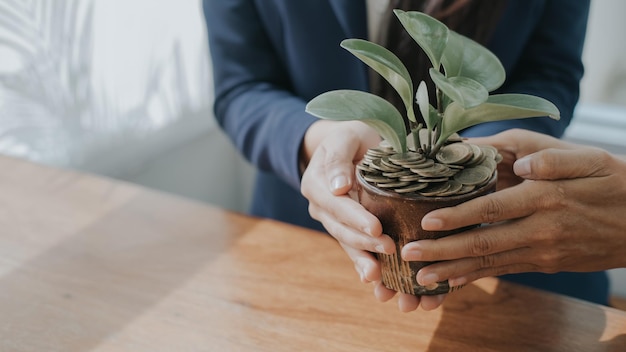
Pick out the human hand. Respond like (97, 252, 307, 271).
(300, 120, 446, 311)
(401, 129, 626, 288)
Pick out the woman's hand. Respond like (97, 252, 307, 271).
(300, 120, 446, 311)
(402, 129, 626, 288)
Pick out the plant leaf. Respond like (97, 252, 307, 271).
(438, 94, 561, 144)
(341, 38, 416, 122)
(394, 9, 448, 69)
(429, 69, 488, 109)
(306, 90, 407, 152)
(415, 80, 439, 130)
(441, 31, 505, 92)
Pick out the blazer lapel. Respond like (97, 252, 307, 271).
(328, 0, 367, 39)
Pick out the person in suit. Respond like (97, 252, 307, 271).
(203, 0, 604, 311)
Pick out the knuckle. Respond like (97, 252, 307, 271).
(537, 251, 561, 273)
(478, 254, 497, 269)
(468, 235, 494, 256)
(307, 203, 320, 220)
(479, 198, 506, 224)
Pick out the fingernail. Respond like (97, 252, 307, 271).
(422, 217, 443, 230)
(418, 273, 439, 286)
(355, 259, 366, 282)
(375, 244, 386, 254)
(449, 276, 468, 287)
(514, 157, 531, 177)
(403, 248, 422, 261)
(331, 175, 349, 191)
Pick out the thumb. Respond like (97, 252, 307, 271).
(321, 133, 362, 195)
(514, 147, 611, 180)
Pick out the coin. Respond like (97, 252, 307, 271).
(436, 143, 473, 165)
(465, 143, 485, 166)
(404, 159, 435, 169)
(383, 170, 413, 178)
(437, 180, 463, 196)
(479, 145, 498, 160)
(389, 152, 424, 164)
(419, 182, 451, 196)
(456, 184, 476, 195)
(398, 174, 422, 182)
(411, 163, 451, 177)
(480, 157, 497, 173)
(380, 157, 405, 171)
(370, 158, 402, 172)
(377, 181, 411, 188)
(394, 182, 429, 193)
(453, 165, 493, 186)
(363, 175, 394, 183)
(356, 163, 377, 173)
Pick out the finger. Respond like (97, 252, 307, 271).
(420, 181, 544, 231)
(419, 294, 446, 311)
(414, 247, 537, 286)
(319, 133, 363, 195)
(303, 151, 383, 238)
(373, 281, 396, 302)
(446, 263, 541, 288)
(311, 204, 395, 254)
(397, 293, 420, 312)
(340, 242, 382, 283)
(514, 148, 613, 180)
(468, 129, 575, 157)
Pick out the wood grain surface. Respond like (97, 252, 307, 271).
(0, 155, 625, 351)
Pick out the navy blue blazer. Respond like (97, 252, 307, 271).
(204, 0, 608, 305)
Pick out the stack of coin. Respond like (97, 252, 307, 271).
(358, 136, 502, 197)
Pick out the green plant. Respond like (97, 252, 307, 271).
(305, 10, 559, 158)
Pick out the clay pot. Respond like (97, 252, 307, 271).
(356, 171, 497, 295)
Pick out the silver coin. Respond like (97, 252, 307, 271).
(398, 174, 423, 182)
(403, 159, 435, 169)
(464, 143, 485, 167)
(370, 159, 401, 172)
(363, 175, 394, 183)
(479, 145, 498, 160)
(389, 152, 425, 164)
(356, 164, 378, 173)
(377, 181, 411, 188)
(382, 170, 414, 178)
(456, 184, 476, 195)
(419, 182, 451, 196)
(437, 180, 463, 196)
(436, 143, 473, 165)
(453, 165, 493, 186)
(394, 182, 429, 193)
(417, 177, 450, 183)
(412, 163, 451, 177)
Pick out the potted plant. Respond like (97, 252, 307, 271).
(305, 10, 560, 296)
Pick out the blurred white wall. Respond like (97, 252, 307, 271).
(0, 0, 255, 212)
(579, 0, 626, 107)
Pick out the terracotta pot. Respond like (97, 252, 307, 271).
(356, 171, 497, 295)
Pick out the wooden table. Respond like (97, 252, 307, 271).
(1, 155, 625, 351)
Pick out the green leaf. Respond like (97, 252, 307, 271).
(394, 9, 448, 69)
(341, 39, 416, 122)
(415, 80, 439, 130)
(441, 31, 505, 92)
(437, 94, 561, 144)
(306, 90, 407, 152)
(429, 69, 488, 109)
